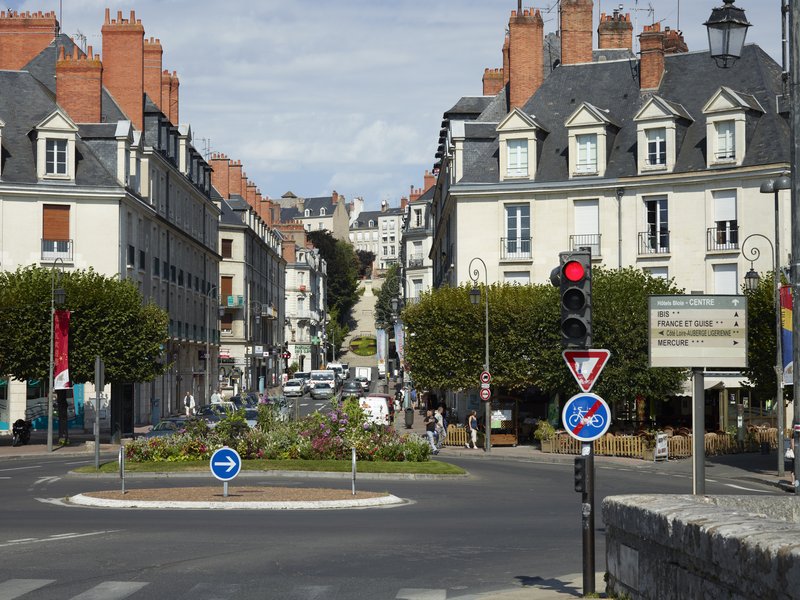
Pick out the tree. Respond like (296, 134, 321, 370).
(0, 266, 169, 385)
(306, 230, 360, 325)
(402, 267, 687, 413)
(742, 271, 785, 404)
(374, 264, 401, 329)
(325, 307, 349, 361)
(356, 249, 375, 279)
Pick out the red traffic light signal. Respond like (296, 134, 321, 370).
(562, 260, 586, 283)
(558, 251, 592, 349)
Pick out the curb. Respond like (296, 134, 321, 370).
(67, 469, 468, 480)
(66, 492, 407, 511)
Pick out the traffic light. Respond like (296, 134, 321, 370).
(558, 250, 592, 349)
(574, 455, 587, 493)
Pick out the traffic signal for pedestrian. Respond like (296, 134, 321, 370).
(558, 250, 592, 349)
(574, 455, 587, 493)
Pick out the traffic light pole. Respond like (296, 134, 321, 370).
(580, 443, 595, 596)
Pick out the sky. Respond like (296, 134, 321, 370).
(7, 1, 784, 211)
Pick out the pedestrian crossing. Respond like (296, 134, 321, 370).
(0, 579, 460, 600)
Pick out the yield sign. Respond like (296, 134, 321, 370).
(562, 349, 611, 393)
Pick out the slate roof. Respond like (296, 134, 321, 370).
(458, 45, 788, 185)
(219, 199, 247, 227)
(0, 70, 117, 186)
(350, 210, 383, 229)
(280, 206, 301, 222)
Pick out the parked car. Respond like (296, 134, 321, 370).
(355, 376, 370, 392)
(341, 380, 364, 398)
(360, 394, 393, 426)
(283, 379, 305, 397)
(195, 403, 233, 427)
(143, 417, 188, 438)
(294, 371, 312, 393)
(230, 392, 260, 408)
(310, 382, 336, 400)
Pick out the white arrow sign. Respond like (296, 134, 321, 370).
(213, 456, 238, 473)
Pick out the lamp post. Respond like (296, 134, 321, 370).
(250, 300, 264, 392)
(48, 257, 66, 453)
(741, 231, 783, 476)
(469, 257, 491, 453)
(706, 0, 800, 487)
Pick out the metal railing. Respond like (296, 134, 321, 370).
(569, 234, 601, 256)
(41, 239, 73, 262)
(408, 254, 425, 267)
(501, 237, 532, 259)
(706, 226, 739, 251)
(638, 231, 670, 254)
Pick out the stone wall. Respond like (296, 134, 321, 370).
(602, 494, 800, 599)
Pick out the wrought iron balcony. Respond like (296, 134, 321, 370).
(706, 226, 739, 251)
(41, 239, 73, 262)
(638, 231, 670, 254)
(501, 237, 532, 260)
(569, 234, 601, 256)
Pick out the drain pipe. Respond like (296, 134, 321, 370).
(616, 188, 625, 268)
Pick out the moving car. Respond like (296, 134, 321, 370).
(310, 382, 336, 400)
(355, 376, 370, 392)
(341, 380, 364, 398)
(144, 417, 188, 438)
(294, 371, 312, 393)
(283, 378, 305, 397)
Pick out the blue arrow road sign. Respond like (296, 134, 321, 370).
(210, 446, 242, 482)
(561, 393, 611, 442)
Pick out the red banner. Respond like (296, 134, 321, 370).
(53, 309, 71, 390)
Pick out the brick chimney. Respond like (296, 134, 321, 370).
(56, 44, 102, 123)
(482, 68, 504, 96)
(332, 190, 339, 204)
(246, 180, 257, 208)
(560, 0, 593, 65)
(143, 37, 162, 109)
(639, 23, 665, 90)
(664, 27, 688, 54)
(101, 9, 145, 130)
(169, 70, 179, 124)
(229, 160, 244, 197)
(209, 153, 231, 199)
(502, 33, 510, 87)
(598, 10, 632, 50)
(160, 69, 172, 118)
(423, 169, 436, 192)
(281, 239, 296, 264)
(400, 197, 409, 211)
(0, 10, 58, 71)
(508, 8, 544, 109)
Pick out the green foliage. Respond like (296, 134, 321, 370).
(0, 266, 168, 384)
(533, 420, 556, 441)
(306, 230, 360, 323)
(742, 271, 784, 404)
(356, 249, 375, 279)
(325, 307, 350, 360)
(403, 267, 686, 406)
(375, 264, 402, 329)
(349, 336, 377, 356)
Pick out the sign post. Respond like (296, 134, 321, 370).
(210, 446, 242, 498)
(562, 392, 611, 598)
(649, 295, 747, 494)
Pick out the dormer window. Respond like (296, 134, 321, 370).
(45, 139, 68, 175)
(35, 109, 78, 182)
(320, 207, 327, 216)
(702, 86, 764, 168)
(646, 128, 667, 166)
(497, 108, 546, 182)
(304, 209, 311, 217)
(565, 103, 617, 179)
(634, 96, 691, 175)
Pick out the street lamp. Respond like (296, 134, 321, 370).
(741, 230, 784, 475)
(469, 257, 491, 453)
(704, 0, 751, 68)
(250, 300, 265, 392)
(205, 285, 221, 403)
(706, 0, 800, 487)
(48, 257, 66, 452)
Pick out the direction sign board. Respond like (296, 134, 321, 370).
(480, 371, 491, 384)
(562, 393, 611, 442)
(479, 388, 491, 401)
(648, 295, 747, 368)
(210, 447, 242, 482)
(562, 349, 610, 392)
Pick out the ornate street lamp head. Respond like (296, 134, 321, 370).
(744, 267, 761, 292)
(705, 0, 751, 68)
(469, 287, 481, 306)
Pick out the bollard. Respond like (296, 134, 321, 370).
(118, 445, 126, 495)
(351, 447, 357, 496)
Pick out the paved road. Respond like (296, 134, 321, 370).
(0, 445, 783, 600)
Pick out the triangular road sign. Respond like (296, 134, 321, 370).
(562, 349, 611, 392)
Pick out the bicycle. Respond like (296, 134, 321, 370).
(567, 407, 605, 429)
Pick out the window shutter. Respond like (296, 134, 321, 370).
(221, 276, 233, 299)
(43, 204, 70, 240)
(714, 190, 737, 222)
(221, 239, 233, 259)
(574, 200, 599, 235)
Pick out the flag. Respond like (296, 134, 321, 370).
(376, 328, 387, 372)
(781, 285, 792, 386)
(53, 309, 71, 390)
(394, 321, 405, 364)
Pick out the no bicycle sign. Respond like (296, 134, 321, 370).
(561, 393, 611, 442)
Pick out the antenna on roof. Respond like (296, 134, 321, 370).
(73, 30, 87, 53)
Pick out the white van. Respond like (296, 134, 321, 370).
(310, 369, 337, 390)
(360, 394, 392, 426)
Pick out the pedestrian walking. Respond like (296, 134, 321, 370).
(465, 410, 478, 449)
(184, 391, 195, 416)
(435, 405, 447, 446)
(424, 410, 439, 454)
(210, 389, 222, 404)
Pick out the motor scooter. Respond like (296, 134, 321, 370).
(11, 419, 31, 446)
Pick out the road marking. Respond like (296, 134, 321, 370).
(185, 583, 241, 598)
(0, 465, 42, 472)
(0, 530, 119, 548)
(69, 581, 148, 600)
(396, 589, 446, 600)
(724, 483, 772, 493)
(0, 578, 55, 599)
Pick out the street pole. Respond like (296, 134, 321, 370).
(47, 257, 65, 453)
(469, 257, 491, 453)
(773, 190, 785, 477)
(791, 0, 800, 489)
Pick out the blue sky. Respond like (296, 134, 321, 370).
(8, 1, 783, 210)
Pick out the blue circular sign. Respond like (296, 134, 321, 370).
(561, 393, 611, 442)
(210, 446, 242, 482)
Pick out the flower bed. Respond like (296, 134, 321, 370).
(126, 398, 431, 463)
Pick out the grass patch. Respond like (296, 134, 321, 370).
(76, 458, 466, 475)
(349, 336, 377, 356)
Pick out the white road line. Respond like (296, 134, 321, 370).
(0, 578, 55, 599)
(186, 582, 241, 598)
(396, 589, 447, 600)
(0, 465, 41, 472)
(0, 530, 119, 548)
(724, 483, 772, 493)
(69, 581, 148, 600)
